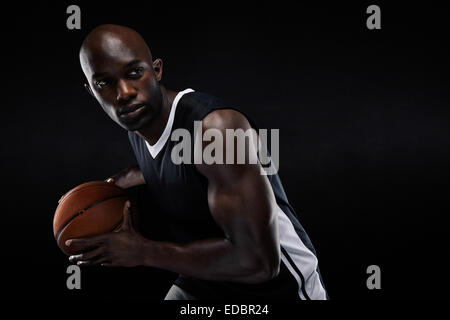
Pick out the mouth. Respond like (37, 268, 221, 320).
(119, 103, 148, 122)
(119, 103, 145, 115)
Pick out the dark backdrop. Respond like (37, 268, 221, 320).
(2, 1, 449, 300)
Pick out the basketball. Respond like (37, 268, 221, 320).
(53, 181, 128, 255)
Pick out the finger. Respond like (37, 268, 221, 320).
(69, 246, 105, 264)
(121, 200, 133, 231)
(105, 177, 115, 183)
(65, 235, 105, 250)
(77, 255, 110, 267)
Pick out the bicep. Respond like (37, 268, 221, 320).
(196, 109, 280, 250)
(205, 163, 279, 251)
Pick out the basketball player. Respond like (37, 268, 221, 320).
(67, 24, 328, 300)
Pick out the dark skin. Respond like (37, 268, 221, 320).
(70, 24, 280, 284)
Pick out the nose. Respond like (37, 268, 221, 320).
(116, 79, 137, 104)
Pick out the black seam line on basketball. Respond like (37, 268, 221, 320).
(59, 184, 121, 204)
(55, 194, 127, 242)
(281, 247, 311, 300)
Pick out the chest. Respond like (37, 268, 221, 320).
(137, 141, 211, 223)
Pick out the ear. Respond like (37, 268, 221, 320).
(153, 58, 163, 82)
(84, 83, 95, 97)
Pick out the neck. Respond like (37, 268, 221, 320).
(136, 85, 178, 145)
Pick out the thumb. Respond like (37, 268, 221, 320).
(121, 200, 134, 232)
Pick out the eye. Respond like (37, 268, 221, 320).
(95, 79, 109, 88)
(128, 67, 144, 78)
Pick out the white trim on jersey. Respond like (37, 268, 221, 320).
(276, 204, 327, 300)
(145, 88, 195, 158)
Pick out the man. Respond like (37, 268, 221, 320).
(67, 24, 328, 300)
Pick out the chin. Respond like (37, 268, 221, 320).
(124, 114, 154, 131)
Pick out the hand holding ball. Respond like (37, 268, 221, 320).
(53, 181, 129, 255)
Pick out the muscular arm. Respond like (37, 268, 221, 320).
(140, 110, 280, 283)
(70, 110, 280, 284)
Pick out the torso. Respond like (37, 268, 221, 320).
(128, 89, 328, 299)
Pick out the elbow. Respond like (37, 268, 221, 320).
(245, 251, 280, 284)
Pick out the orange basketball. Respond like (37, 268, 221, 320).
(53, 181, 128, 255)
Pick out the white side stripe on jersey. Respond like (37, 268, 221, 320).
(276, 204, 327, 300)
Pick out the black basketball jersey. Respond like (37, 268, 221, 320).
(128, 89, 327, 300)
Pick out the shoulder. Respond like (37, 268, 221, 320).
(181, 91, 225, 108)
(202, 109, 252, 133)
(177, 91, 249, 127)
(178, 91, 224, 116)
(176, 90, 257, 133)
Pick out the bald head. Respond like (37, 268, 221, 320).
(80, 24, 153, 78)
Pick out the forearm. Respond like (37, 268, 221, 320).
(108, 165, 146, 189)
(140, 237, 276, 284)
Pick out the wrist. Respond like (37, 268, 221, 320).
(138, 237, 156, 267)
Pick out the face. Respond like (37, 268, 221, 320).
(81, 38, 163, 132)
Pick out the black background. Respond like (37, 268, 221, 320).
(2, 1, 449, 300)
